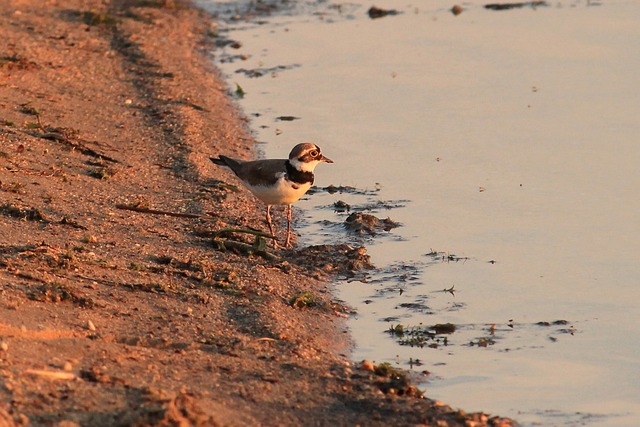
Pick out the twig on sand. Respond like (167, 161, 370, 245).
(212, 228, 277, 261)
(211, 228, 274, 240)
(32, 114, 120, 163)
(115, 204, 205, 219)
(114, 206, 277, 260)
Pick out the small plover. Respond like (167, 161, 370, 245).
(210, 143, 333, 248)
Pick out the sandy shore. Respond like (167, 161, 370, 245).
(0, 0, 515, 425)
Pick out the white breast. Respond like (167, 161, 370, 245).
(245, 174, 312, 205)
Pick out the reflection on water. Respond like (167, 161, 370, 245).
(199, 0, 640, 425)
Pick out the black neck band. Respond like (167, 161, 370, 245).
(286, 160, 314, 185)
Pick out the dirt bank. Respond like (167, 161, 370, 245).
(0, 0, 515, 425)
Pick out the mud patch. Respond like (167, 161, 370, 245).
(344, 212, 400, 236)
(300, 184, 406, 247)
(289, 243, 374, 279)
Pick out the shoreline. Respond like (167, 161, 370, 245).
(0, 0, 515, 425)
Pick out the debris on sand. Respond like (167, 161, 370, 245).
(451, 5, 464, 15)
(367, 6, 400, 19)
(484, 1, 547, 11)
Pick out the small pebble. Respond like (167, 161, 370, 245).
(360, 360, 375, 372)
(0, 341, 8, 352)
(87, 320, 96, 331)
(451, 5, 464, 15)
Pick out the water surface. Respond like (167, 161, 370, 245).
(198, 1, 640, 425)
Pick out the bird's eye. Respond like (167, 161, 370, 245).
(309, 150, 319, 157)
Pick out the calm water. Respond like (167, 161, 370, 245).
(198, 1, 640, 425)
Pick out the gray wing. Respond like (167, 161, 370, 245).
(212, 156, 287, 186)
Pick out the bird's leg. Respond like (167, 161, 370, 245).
(284, 204, 293, 248)
(265, 205, 278, 248)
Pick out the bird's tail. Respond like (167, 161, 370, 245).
(210, 156, 228, 166)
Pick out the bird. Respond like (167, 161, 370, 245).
(210, 143, 333, 248)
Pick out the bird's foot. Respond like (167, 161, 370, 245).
(284, 236, 294, 249)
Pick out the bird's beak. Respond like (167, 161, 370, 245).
(320, 155, 333, 164)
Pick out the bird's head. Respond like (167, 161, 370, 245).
(288, 143, 333, 172)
